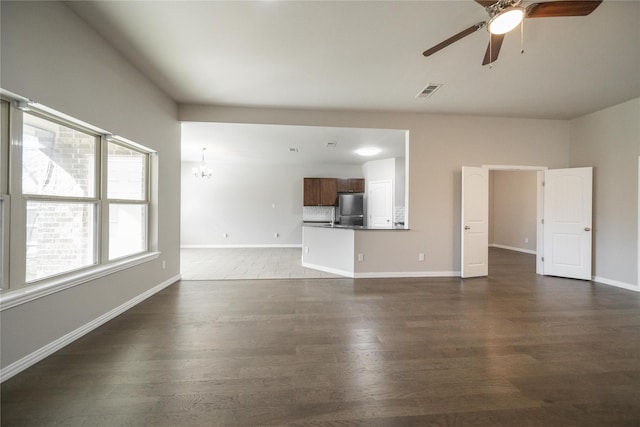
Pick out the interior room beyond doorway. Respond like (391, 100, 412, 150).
(180, 247, 340, 280)
(488, 169, 539, 273)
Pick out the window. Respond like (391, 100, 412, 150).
(1, 96, 156, 293)
(22, 112, 99, 282)
(107, 141, 149, 260)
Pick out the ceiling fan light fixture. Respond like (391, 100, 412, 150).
(488, 7, 524, 35)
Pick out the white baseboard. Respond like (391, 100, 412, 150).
(0, 274, 181, 383)
(354, 271, 460, 278)
(489, 243, 536, 255)
(301, 262, 461, 279)
(181, 244, 302, 249)
(592, 276, 639, 293)
(301, 262, 353, 278)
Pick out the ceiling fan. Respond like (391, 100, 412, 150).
(423, 0, 603, 65)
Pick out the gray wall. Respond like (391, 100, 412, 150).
(490, 171, 538, 253)
(569, 98, 640, 287)
(1, 2, 180, 369)
(181, 160, 362, 246)
(180, 105, 571, 275)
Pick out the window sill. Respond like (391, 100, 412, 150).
(0, 252, 160, 311)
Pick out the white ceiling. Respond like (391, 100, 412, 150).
(181, 122, 406, 164)
(67, 0, 640, 163)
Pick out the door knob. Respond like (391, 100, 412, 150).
(464, 226, 471, 230)
(584, 227, 591, 231)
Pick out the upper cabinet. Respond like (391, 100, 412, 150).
(303, 178, 319, 206)
(304, 177, 364, 206)
(304, 178, 338, 206)
(319, 179, 338, 206)
(336, 178, 365, 193)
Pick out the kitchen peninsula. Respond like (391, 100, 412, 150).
(302, 222, 409, 278)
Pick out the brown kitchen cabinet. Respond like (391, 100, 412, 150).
(304, 178, 338, 206)
(336, 178, 364, 193)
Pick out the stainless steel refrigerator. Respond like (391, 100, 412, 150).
(337, 193, 364, 226)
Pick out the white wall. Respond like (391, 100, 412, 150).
(490, 171, 537, 253)
(179, 104, 571, 275)
(395, 157, 406, 207)
(569, 97, 640, 289)
(1, 2, 180, 371)
(302, 226, 355, 275)
(181, 160, 362, 246)
(363, 158, 395, 182)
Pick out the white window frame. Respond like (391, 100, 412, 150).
(0, 195, 8, 291)
(104, 138, 151, 261)
(1, 100, 10, 290)
(0, 93, 159, 308)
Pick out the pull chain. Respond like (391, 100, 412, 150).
(520, 18, 524, 54)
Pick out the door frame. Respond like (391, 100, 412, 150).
(482, 164, 548, 275)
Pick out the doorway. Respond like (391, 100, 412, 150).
(462, 165, 593, 280)
(180, 122, 408, 280)
(488, 169, 540, 276)
(461, 165, 546, 278)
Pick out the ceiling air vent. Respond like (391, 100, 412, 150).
(289, 147, 298, 152)
(326, 141, 337, 148)
(416, 83, 443, 98)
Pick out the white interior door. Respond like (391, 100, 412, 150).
(543, 167, 592, 280)
(461, 167, 488, 278)
(368, 180, 393, 227)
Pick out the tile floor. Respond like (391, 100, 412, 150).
(180, 247, 341, 280)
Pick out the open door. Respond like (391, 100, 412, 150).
(543, 167, 593, 280)
(461, 167, 488, 278)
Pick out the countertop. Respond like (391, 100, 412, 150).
(302, 222, 408, 231)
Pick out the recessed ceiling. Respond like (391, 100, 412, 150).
(181, 122, 406, 165)
(68, 1, 640, 120)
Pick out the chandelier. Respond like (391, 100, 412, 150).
(193, 147, 213, 178)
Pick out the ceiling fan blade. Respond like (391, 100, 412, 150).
(482, 33, 505, 65)
(423, 22, 486, 57)
(526, 0, 603, 18)
(474, 0, 497, 7)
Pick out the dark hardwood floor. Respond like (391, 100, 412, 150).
(2, 248, 639, 426)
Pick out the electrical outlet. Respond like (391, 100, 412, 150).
(161, 260, 166, 269)
(418, 253, 425, 261)
(357, 253, 364, 262)
(304, 246, 309, 253)
(525, 237, 529, 243)
(223, 233, 229, 238)
(275, 232, 279, 238)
